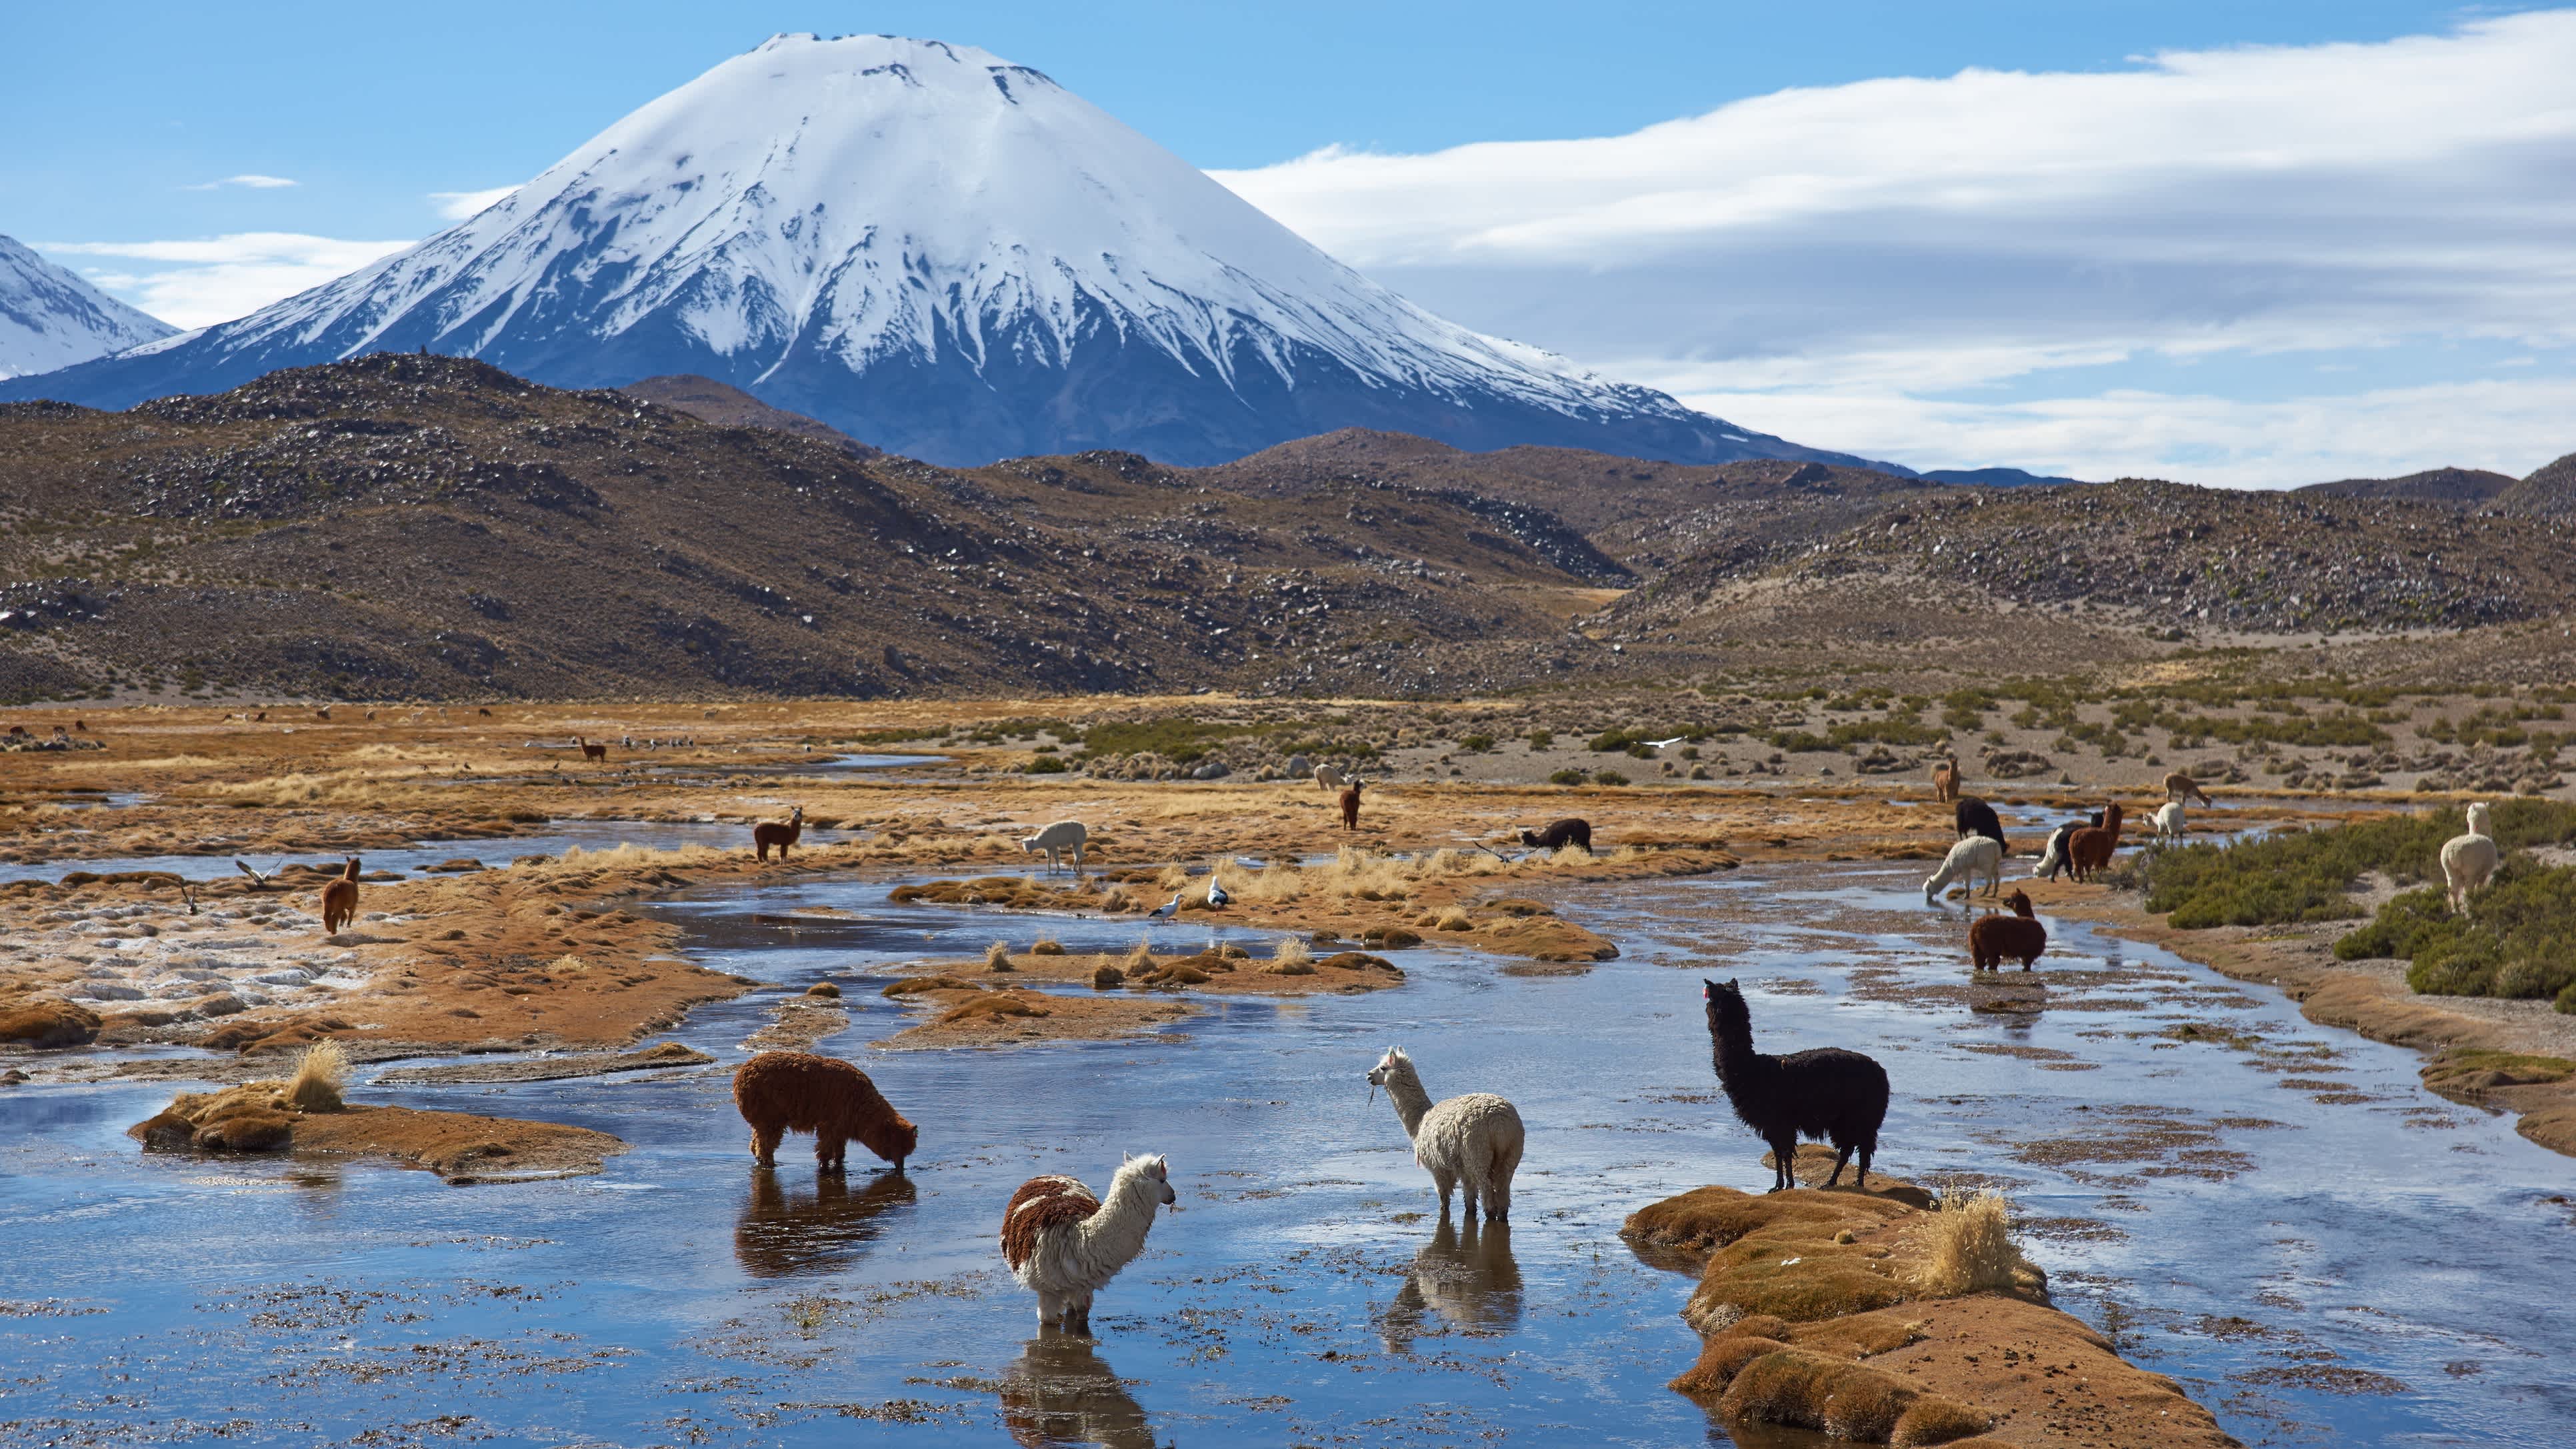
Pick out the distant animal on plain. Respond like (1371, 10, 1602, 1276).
(1703, 978, 1888, 1192)
(2067, 804, 2125, 881)
(1931, 756, 1961, 804)
(320, 858, 361, 934)
(2031, 812, 2103, 881)
(314, 707, 331, 721)
(1001, 1155, 1176, 1332)
(1340, 780, 1364, 831)
(1517, 818, 1593, 854)
(2151, 801, 2187, 845)
(1367, 1046, 1524, 1221)
(1313, 765, 1350, 792)
(252, 711, 267, 722)
(1925, 835, 2005, 903)
(1970, 890, 2049, 970)
(1954, 795, 2005, 846)
(2163, 772, 2214, 807)
(577, 736, 607, 762)
(72, 719, 85, 732)
(2441, 802, 2499, 914)
(732, 1050, 915, 1172)
(1019, 820, 1089, 873)
(753, 805, 804, 862)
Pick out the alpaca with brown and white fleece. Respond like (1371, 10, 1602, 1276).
(1001, 1155, 1177, 1332)
(1931, 756, 1962, 804)
(2067, 803, 2125, 881)
(320, 858, 361, 935)
(1923, 835, 2003, 904)
(732, 1050, 916, 1172)
(2163, 771, 2214, 807)
(2442, 802, 2499, 914)
(753, 805, 804, 862)
(1969, 890, 2049, 970)
(1367, 1047, 1524, 1221)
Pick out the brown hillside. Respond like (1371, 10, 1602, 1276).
(619, 374, 879, 457)
(2297, 466, 2518, 505)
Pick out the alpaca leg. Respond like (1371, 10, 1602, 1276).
(751, 1124, 783, 1166)
(815, 1132, 845, 1172)
(1459, 1172, 1481, 1222)
(1855, 1128, 1877, 1188)
(1069, 1288, 1094, 1335)
(1037, 1290, 1064, 1329)
(1767, 1136, 1797, 1192)
(1822, 1138, 1853, 1189)
(1433, 1168, 1457, 1218)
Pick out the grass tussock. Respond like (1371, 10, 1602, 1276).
(1029, 934, 1065, 956)
(1906, 1190, 2032, 1298)
(983, 940, 1014, 972)
(285, 1039, 348, 1114)
(1121, 936, 1156, 972)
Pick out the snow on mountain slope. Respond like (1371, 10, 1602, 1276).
(0, 236, 177, 379)
(0, 35, 1893, 471)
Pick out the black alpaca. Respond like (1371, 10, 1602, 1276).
(1955, 796, 2006, 848)
(2036, 812, 2105, 882)
(1703, 978, 1889, 1192)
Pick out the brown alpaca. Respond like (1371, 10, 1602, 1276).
(753, 805, 805, 862)
(578, 736, 607, 762)
(321, 858, 361, 934)
(1931, 756, 1961, 804)
(1969, 890, 2049, 970)
(2162, 771, 2213, 807)
(1339, 780, 1363, 831)
(732, 1050, 916, 1172)
(2067, 804, 2125, 881)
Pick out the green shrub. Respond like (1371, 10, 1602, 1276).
(1526, 729, 1554, 750)
(1549, 768, 1589, 786)
(1594, 770, 1630, 786)
(1457, 734, 1495, 754)
(1023, 755, 1069, 774)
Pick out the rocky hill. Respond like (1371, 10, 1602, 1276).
(0, 356, 1629, 702)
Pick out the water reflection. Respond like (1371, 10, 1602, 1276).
(999, 1332, 1156, 1449)
(731, 1166, 915, 1278)
(1378, 1219, 1522, 1351)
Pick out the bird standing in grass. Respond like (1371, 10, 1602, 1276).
(1205, 876, 1231, 908)
(1147, 892, 1182, 924)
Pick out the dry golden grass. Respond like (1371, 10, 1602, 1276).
(1029, 933, 1065, 956)
(984, 940, 1014, 972)
(1120, 935, 1155, 972)
(1906, 1190, 2031, 1298)
(285, 1039, 348, 1113)
(1271, 935, 1312, 968)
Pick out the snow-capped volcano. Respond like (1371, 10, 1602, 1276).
(0, 236, 177, 379)
(3, 35, 1883, 469)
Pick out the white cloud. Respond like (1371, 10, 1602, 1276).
(179, 174, 299, 191)
(428, 185, 518, 221)
(43, 233, 413, 329)
(1213, 10, 2576, 484)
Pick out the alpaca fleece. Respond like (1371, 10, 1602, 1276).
(320, 858, 361, 934)
(1369, 1047, 1525, 1221)
(1953, 796, 2005, 846)
(1931, 757, 1961, 804)
(753, 806, 804, 862)
(732, 1050, 915, 1171)
(2067, 803, 2125, 880)
(2163, 771, 2214, 806)
(2441, 802, 2499, 912)
(1969, 890, 2048, 970)
(1703, 978, 1887, 1192)
(1019, 820, 1088, 872)
(1518, 818, 1593, 854)
(2033, 812, 2103, 882)
(1001, 1155, 1175, 1331)
(1923, 835, 2004, 902)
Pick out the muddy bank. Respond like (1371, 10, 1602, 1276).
(1627, 1148, 2236, 1448)
(130, 1080, 627, 1184)
(873, 974, 1199, 1050)
(2028, 881, 2576, 1159)
(371, 1040, 714, 1084)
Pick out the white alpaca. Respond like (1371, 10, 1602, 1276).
(1924, 835, 2005, 903)
(2151, 802, 2187, 845)
(1019, 820, 1089, 873)
(1001, 1154, 1176, 1332)
(2441, 802, 2499, 914)
(1313, 765, 1350, 793)
(1367, 1047, 1525, 1222)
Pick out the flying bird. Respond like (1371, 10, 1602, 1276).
(234, 860, 271, 890)
(1147, 892, 1183, 924)
(1643, 736, 1687, 750)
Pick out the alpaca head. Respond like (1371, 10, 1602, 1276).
(1366, 1046, 1414, 1100)
(862, 1112, 918, 1172)
(2007, 889, 2034, 918)
(1123, 1152, 1177, 1210)
(341, 857, 361, 880)
(790, 805, 804, 826)
(1702, 978, 1749, 1038)
(2468, 802, 2493, 836)
(2101, 803, 2123, 830)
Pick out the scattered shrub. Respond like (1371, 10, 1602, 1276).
(1029, 934, 1066, 956)
(1526, 729, 1555, 750)
(1549, 768, 1589, 786)
(1594, 770, 1630, 786)
(285, 1040, 347, 1114)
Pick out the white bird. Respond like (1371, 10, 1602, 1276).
(1206, 877, 1231, 908)
(235, 860, 272, 890)
(1643, 736, 1687, 750)
(1147, 892, 1183, 924)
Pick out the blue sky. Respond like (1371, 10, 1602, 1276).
(5, 1, 2571, 483)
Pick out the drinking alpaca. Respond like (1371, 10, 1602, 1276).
(731, 1051, 916, 1172)
(1001, 1156, 1177, 1332)
(320, 858, 361, 935)
(754, 805, 804, 862)
(1366, 1046, 1525, 1221)
(1702, 978, 1888, 1192)
(1517, 817, 1593, 854)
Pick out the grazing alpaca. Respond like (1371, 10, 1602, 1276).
(1703, 978, 1888, 1192)
(1924, 835, 2005, 903)
(1969, 890, 2049, 970)
(1313, 764, 1350, 793)
(2441, 802, 2499, 914)
(753, 805, 805, 862)
(1517, 818, 1593, 854)
(2151, 801, 2187, 845)
(1954, 794, 2005, 846)
(2067, 804, 2125, 881)
(1367, 1046, 1525, 1221)
(1339, 780, 1364, 832)
(320, 858, 361, 934)
(577, 736, 607, 762)
(1001, 1156, 1177, 1332)
(732, 1050, 916, 1172)
(2031, 812, 2104, 881)
(2163, 771, 2214, 807)
(1020, 820, 1089, 873)
(1931, 756, 1962, 804)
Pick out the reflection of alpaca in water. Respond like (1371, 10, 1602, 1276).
(733, 1167, 917, 1278)
(999, 1332, 1156, 1449)
(1378, 1218, 1522, 1352)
